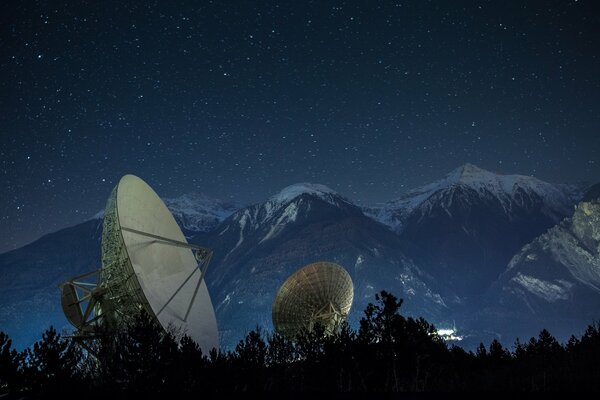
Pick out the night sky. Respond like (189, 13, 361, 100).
(1, 1, 599, 253)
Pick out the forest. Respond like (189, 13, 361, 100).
(1, 291, 600, 394)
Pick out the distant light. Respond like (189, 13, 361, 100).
(436, 327, 464, 341)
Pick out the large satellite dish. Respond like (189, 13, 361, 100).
(60, 175, 218, 353)
(272, 261, 353, 339)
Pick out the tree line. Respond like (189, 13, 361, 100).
(1, 291, 600, 394)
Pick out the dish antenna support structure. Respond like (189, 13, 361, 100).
(59, 175, 219, 353)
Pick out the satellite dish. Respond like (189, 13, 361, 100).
(272, 261, 353, 339)
(60, 174, 218, 353)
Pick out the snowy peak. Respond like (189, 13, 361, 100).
(441, 164, 580, 215)
(223, 183, 358, 249)
(165, 192, 238, 221)
(258, 182, 351, 224)
(251, 182, 352, 225)
(452, 163, 490, 181)
(269, 182, 341, 206)
(365, 164, 581, 232)
(164, 192, 240, 233)
(448, 163, 524, 192)
(430, 163, 543, 196)
(439, 164, 581, 203)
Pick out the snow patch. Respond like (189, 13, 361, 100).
(235, 213, 248, 247)
(216, 291, 235, 312)
(425, 290, 447, 307)
(259, 202, 299, 243)
(222, 294, 232, 305)
(226, 211, 249, 258)
(512, 273, 573, 302)
(354, 254, 364, 269)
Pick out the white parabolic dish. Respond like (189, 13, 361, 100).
(114, 174, 218, 351)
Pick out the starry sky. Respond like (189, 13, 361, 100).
(1, 0, 599, 253)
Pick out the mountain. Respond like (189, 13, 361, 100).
(481, 195, 600, 341)
(195, 183, 449, 349)
(366, 164, 579, 232)
(366, 164, 582, 299)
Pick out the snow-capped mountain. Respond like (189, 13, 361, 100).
(365, 163, 580, 233)
(365, 164, 583, 299)
(212, 183, 355, 252)
(197, 183, 450, 349)
(268, 182, 347, 207)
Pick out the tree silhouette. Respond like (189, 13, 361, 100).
(265, 331, 295, 391)
(176, 334, 207, 392)
(356, 291, 447, 391)
(22, 326, 82, 393)
(7, 291, 600, 393)
(232, 327, 268, 391)
(527, 329, 566, 391)
(0, 331, 24, 396)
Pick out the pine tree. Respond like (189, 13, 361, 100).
(23, 326, 83, 394)
(177, 334, 206, 392)
(232, 327, 268, 391)
(0, 331, 24, 395)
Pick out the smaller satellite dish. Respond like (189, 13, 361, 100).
(60, 283, 83, 329)
(59, 269, 105, 334)
(272, 261, 353, 339)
